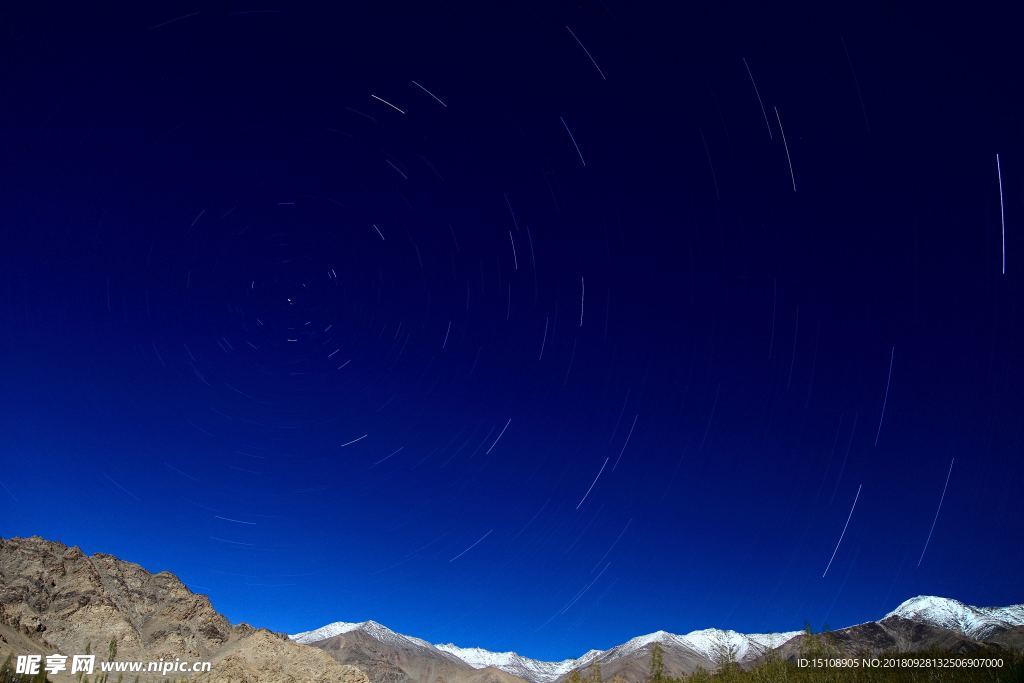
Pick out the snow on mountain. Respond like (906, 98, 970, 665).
(292, 620, 802, 679)
(679, 629, 801, 662)
(437, 626, 800, 680)
(435, 644, 602, 683)
(604, 630, 681, 660)
(886, 596, 1024, 640)
(290, 595, 1019, 682)
(602, 628, 801, 664)
(290, 621, 362, 644)
(290, 619, 432, 649)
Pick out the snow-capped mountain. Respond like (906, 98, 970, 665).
(291, 620, 802, 682)
(291, 619, 433, 649)
(885, 596, 1024, 640)
(435, 644, 602, 683)
(290, 596, 1023, 683)
(291, 619, 799, 682)
(603, 628, 802, 664)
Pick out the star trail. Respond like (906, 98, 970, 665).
(0, 1, 1020, 663)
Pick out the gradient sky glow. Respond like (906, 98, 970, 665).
(0, 2, 1022, 661)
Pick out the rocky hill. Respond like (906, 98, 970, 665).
(0, 536, 368, 682)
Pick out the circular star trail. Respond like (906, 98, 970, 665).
(0, 2, 1020, 661)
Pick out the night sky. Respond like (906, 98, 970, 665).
(1, 2, 1021, 662)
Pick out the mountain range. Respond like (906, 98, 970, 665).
(291, 595, 1024, 682)
(1, 535, 1021, 682)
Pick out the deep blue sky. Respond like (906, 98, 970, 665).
(1, 1, 1021, 661)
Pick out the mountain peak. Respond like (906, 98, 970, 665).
(290, 619, 435, 649)
(888, 595, 970, 616)
(290, 620, 363, 644)
(612, 627, 801, 663)
(886, 595, 1024, 640)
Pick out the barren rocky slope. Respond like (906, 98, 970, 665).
(0, 536, 367, 682)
